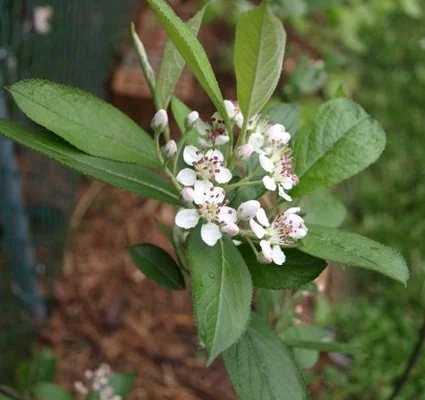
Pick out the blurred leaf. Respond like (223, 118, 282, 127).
(146, 0, 226, 117)
(29, 348, 56, 385)
(302, 190, 347, 228)
(239, 245, 326, 290)
(187, 225, 252, 364)
(281, 324, 325, 369)
(285, 339, 360, 355)
(8, 80, 159, 167)
(299, 225, 409, 284)
(108, 373, 136, 397)
(130, 244, 185, 290)
(293, 98, 386, 196)
(223, 314, 309, 400)
(235, 4, 286, 120)
(0, 121, 180, 205)
(32, 383, 73, 400)
(156, 7, 206, 108)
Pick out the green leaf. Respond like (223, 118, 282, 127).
(239, 245, 326, 290)
(293, 98, 386, 196)
(155, 7, 206, 108)
(32, 383, 73, 400)
(29, 348, 56, 385)
(0, 120, 179, 205)
(284, 340, 360, 355)
(131, 23, 156, 96)
(302, 190, 347, 228)
(8, 80, 159, 167)
(223, 314, 309, 400)
(299, 225, 409, 284)
(265, 102, 300, 134)
(235, 4, 286, 120)
(146, 0, 226, 117)
(0, 386, 22, 400)
(281, 324, 325, 369)
(130, 244, 185, 290)
(187, 226, 252, 363)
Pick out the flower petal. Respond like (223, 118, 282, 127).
(214, 167, 232, 184)
(256, 208, 270, 227)
(278, 185, 293, 201)
(183, 145, 202, 166)
(237, 200, 261, 220)
(224, 100, 236, 118)
(218, 206, 238, 224)
(201, 222, 222, 246)
(271, 245, 286, 265)
(250, 219, 265, 239)
(215, 135, 230, 145)
(176, 168, 197, 186)
(259, 154, 274, 173)
(205, 149, 224, 162)
(175, 209, 199, 229)
(284, 207, 301, 215)
(263, 176, 277, 191)
(260, 240, 272, 258)
(193, 180, 213, 205)
(221, 223, 239, 237)
(210, 186, 225, 204)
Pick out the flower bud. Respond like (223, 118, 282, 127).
(236, 144, 254, 160)
(151, 109, 168, 132)
(257, 252, 272, 264)
(224, 100, 236, 118)
(185, 111, 199, 129)
(237, 200, 261, 221)
(221, 223, 240, 237)
(162, 140, 177, 158)
(180, 187, 195, 202)
(215, 134, 230, 145)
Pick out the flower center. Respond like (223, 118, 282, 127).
(197, 203, 220, 222)
(265, 213, 303, 245)
(193, 155, 224, 180)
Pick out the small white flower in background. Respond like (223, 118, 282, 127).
(185, 111, 199, 129)
(176, 145, 232, 186)
(249, 207, 307, 265)
(162, 139, 177, 158)
(34, 6, 54, 34)
(74, 364, 121, 400)
(151, 109, 168, 132)
(224, 99, 244, 127)
(175, 180, 238, 246)
(236, 143, 254, 160)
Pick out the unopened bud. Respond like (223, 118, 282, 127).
(181, 187, 195, 202)
(237, 200, 261, 221)
(221, 223, 239, 237)
(224, 100, 236, 118)
(257, 252, 272, 264)
(185, 111, 199, 129)
(74, 381, 88, 395)
(236, 144, 254, 160)
(151, 109, 168, 132)
(163, 140, 177, 157)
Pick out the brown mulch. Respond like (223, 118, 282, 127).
(40, 182, 236, 400)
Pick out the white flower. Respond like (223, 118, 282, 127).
(249, 207, 307, 266)
(175, 181, 238, 246)
(176, 146, 232, 186)
(248, 133, 265, 154)
(224, 99, 244, 127)
(236, 144, 254, 160)
(195, 113, 230, 147)
(162, 140, 177, 157)
(260, 154, 299, 201)
(185, 111, 199, 129)
(151, 109, 168, 132)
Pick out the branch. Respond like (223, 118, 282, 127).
(386, 312, 425, 400)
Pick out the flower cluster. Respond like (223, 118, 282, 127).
(74, 364, 121, 400)
(151, 101, 307, 265)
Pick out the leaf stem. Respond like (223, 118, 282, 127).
(173, 132, 188, 175)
